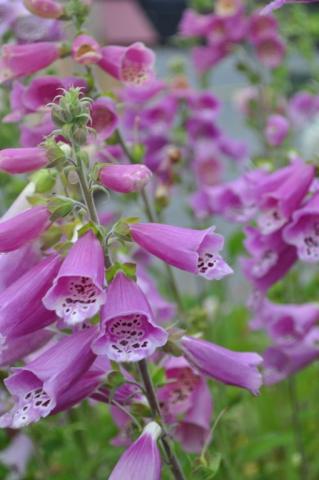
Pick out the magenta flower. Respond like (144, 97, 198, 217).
(43, 232, 106, 326)
(192, 44, 229, 74)
(0, 433, 33, 478)
(98, 42, 155, 86)
(99, 164, 152, 194)
(22, 75, 88, 112)
(0, 327, 97, 428)
(158, 357, 213, 453)
(90, 97, 119, 140)
(288, 91, 319, 127)
(255, 33, 286, 69)
(3, 81, 28, 123)
(248, 13, 278, 44)
(0, 206, 50, 253)
(0, 42, 61, 83)
(0, 330, 52, 367)
(0, 244, 40, 293)
(92, 272, 168, 362)
(109, 421, 162, 480)
(283, 191, 319, 262)
(0, 1, 18, 37)
(130, 223, 233, 280)
(181, 336, 263, 395)
(0, 255, 61, 341)
(23, 0, 65, 18)
(242, 226, 297, 291)
(20, 114, 55, 147)
(72, 34, 102, 65)
(256, 160, 315, 234)
(0, 147, 49, 174)
(178, 8, 211, 37)
(265, 114, 289, 146)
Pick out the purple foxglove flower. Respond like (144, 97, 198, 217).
(0, 42, 61, 83)
(217, 135, 248, 162)
(0, 147, 49, 174)
(90, 97, 119, 140)
(0, 255, 61, 340)
(0, 205, 50, 253)
(263, 340, 319, 384)
(99, 164, 152, 194)
(72, 34, 102, 65)
(248, 13, 278, 44)
(137, 266, 176, 324)
(51, 356, 111, 415)
(0, 1, 19, 37)
(23, 0, 65, 18)
(178, 8, 211, 37)
(288, 91, 319, 127)
(255, 33, 286, 69)
(251, 299, 319, 344)
(98, 42, 155, 86)
(0, 244, 40, 293)
(181, 336, 263, 395)
(158, 357, 213, 453)
(20, 114, 55, 147)
(43, 232, 106, 326)
(13, 16, 62, 43)
(188, 91, 220, 113)
(283, 192, 319, 262)
(22, 75, 88, 112)
(130, 223, 233, 280)
(261, 0, 318, 15)
(3, 81, 28, 123)
(256, 160, 315, 234)
(242, 226, 297, 291)
(0, 433, 33, 478)
(192, 142, 223, 187)
(265, 114, 289, 146)
(119, 79, 165, 104)
(92, 272, 168, 362)
(186, 110, 221, 141)
(0, 330, 52, 367)
(0, 327, 97, 428)
(109, 421, 162, 480)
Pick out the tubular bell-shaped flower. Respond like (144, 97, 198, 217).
(0, 255, 61, 341)
(109, 422, 162, 480)
(283, 191, 319, 262)
(0, 244, 40, 293)
(99, 164, 152, 194)
(0, 330, 52, 367)
(72, 34, 102, 65)
(0, 42, 61, 83)
(0, 327, 98, 428)
(181, 336, 263, 395)
(90, 97, 119, 140)
(130, 223, 233, 280)
(23, 0, 65, 19)
(43, 231, 106, 326)
(92, 272, 168, 362)
(98, 42, 155, 86)
(0, 206, 50, 253)
(0, 147, 49, 174)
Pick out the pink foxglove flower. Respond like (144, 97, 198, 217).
(43, 232, 106, 326)
(0, 330, 52, 367)
(0, 206, 50, 253)
(90, 97, 119, 140)
(0, 147, 49, 174)
(248, 13, 278, 44)
(0, 244, 40, 293)
(0, 433, 33, 478)
(158, 357, 213, 453)
(181, 336, 263, 395)
(242, 226, 297, 291)
(283, 192, 319, 262)
(98, 42, 155, 86)
(0, 327, 97, 428)
(255, 33, 286, 69)
(92, 272, 168, 362)
(130, 223, 233, 280)
(178, 8, 211, 37)
(23, 0, 65, 18)
(0, 255, 61, 341)
(265, 114, 289, 146)
(109, 421, 162, 480)
(72, 34, 102, 65)
(0, 42, 61, 83)
(256, 160, 314, 234)
(99, 164, 152, 194)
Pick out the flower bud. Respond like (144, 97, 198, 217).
(23, 0, 65, 19)
(99, 164, 152, 194)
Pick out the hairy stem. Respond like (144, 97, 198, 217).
(138, 359, 186, 480)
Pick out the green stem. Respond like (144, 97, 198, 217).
(288, 376, 308, 480)
(138, 359, 186, 480)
